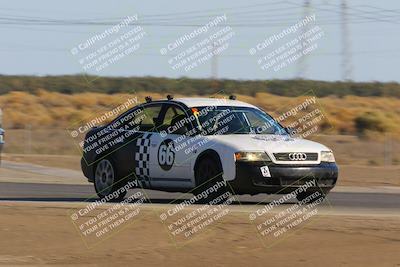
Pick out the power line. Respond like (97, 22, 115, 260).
(0, 2, 399, 27)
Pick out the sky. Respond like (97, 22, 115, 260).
(0, 0, 399, 82)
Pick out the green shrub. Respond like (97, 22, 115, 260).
(354, 112, 388, 135)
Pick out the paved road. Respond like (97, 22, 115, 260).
(0, 182, 399, 210)
(0, 160, 85, 185)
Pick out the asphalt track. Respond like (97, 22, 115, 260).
(0, 160, 399, 212)
(0, 181, 399, 211)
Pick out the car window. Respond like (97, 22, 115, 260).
(140, 104, 163, 132)
(109, 103, 163, 132)
(163, 106, 185, 125)
(120, 108, 146, 131)
(244, 111, 276, 134)
(108, 106, 142, 131)
(159, 104, 189, 135)
(194, 106, 286, 135)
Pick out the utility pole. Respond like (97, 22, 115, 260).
(384, 133, 393, 166)
(297, 0, 311, 79)
(211, 41, 219, 90)
(341, 0, 353, 80)
(25, 124, 32, 154)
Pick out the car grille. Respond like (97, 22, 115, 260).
(273, 152, 318, 161)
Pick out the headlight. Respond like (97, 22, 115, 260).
(234, 152, 271, 162)
(321, 151, 335, 162)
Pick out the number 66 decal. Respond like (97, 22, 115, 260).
(158, 139, 175, 170)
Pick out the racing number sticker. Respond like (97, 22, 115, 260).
(158, 139, 175, 170)
(260, 166, 271, 177)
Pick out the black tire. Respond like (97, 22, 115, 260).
(296, 190, 326, 203)
(94, 158, 127, 202)
(194, 157, 229, 205)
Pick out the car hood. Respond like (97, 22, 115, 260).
(206, 134, 330, 153)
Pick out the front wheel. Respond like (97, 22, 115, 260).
(94, 158, 127, 202)
(194, 157, 229, 204)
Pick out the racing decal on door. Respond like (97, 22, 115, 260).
(135, 133, 152, 187)
(158, 139, 175, 171)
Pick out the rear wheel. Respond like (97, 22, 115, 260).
(194, 157, 229, 204)
(94, 158, 127, 202)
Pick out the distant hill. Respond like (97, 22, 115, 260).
(0, 75, 399, 98)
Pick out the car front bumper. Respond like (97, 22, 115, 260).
(228, 161, 338, 195)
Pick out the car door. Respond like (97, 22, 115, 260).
(128, 103, 164, 188)
(148, 103, 195, 190)
(104, 104, 154, 188)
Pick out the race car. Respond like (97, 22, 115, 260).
(81, 96, 338, 202)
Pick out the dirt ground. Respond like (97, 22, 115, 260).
(2, 154, 81, 171)
(0, 202, 399, 267)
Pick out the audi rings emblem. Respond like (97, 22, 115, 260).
(288, 152, 307, 161)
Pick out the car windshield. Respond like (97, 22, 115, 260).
(193, 106, 287, 135)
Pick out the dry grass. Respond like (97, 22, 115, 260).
(0, 90, 399, 166)
(1, 90, 398, 138)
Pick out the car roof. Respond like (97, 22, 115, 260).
(172, 97, 259, 109)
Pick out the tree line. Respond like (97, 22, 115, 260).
(0, 75, 399, 98)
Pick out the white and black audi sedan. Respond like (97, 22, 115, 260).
(81, 96, 338, 202)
